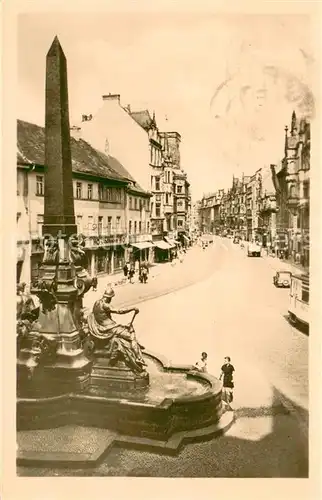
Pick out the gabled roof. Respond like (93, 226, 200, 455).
(130, 110, 154, 131)
(17, 120, 150, 196)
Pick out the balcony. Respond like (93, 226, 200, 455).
(83, 233, 127, 248)
(128, 233, 152, 244)
(286, 186, 300, 212)
(259, 197, 277, 214)
(163, 204, 173, 214)
(286, 196, 299, 212)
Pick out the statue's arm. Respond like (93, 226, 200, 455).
(109, 306, 136, 315)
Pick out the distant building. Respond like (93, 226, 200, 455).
(80, 94, 151, 193)
(130, 110, 166, 245)
(80, 93, 193, 257)
(271, 111, 310, 267)
(130, 112, 193, 253)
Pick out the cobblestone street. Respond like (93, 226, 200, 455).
(17, 238, 309, 478)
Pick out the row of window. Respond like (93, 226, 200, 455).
(98, 185, 122, 203)
(149, 198, 186, 217)
(77, 215, 122, 234)
(128, 220, 150, 235)
(150, 174, 184, 194)
(36, 175, 149, 207)
(151, 176, 161, 191)
(129, 197, 150, 211)
(35, 214, 150, 236)
(150, 202, 161, 218)
(36, 174, 187, 200)
(150, 146, 162, 167)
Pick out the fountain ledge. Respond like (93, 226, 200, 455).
(17, 350, 235, 464)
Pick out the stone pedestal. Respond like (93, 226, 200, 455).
(90, 350, 149, 391)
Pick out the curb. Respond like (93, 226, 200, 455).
(17, 411, 235, 467)
(114, 265, 220, 309)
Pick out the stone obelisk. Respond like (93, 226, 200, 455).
(43, 36, 77, 239)
(17, 37, 92, 395)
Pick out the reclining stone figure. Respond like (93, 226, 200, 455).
(85, 286, 147, 374)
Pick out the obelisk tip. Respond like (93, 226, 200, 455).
(47, 35, 65, 58)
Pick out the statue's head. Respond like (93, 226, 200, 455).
(103, 286, 115, 302)
(17, 282, 26, 294)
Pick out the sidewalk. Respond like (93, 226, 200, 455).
(261, 251, 308, 275)
(83, 245, 220, 310)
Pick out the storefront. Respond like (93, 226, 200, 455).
(113, 245, 125, 272)
(153, 240, 173, 262)
(182, 234, 191, 247)
(96, 248, 108, 274)
(130, 241, 154, 265)
(164, 237, 180, 257)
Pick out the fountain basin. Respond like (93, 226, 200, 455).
(17, 351, 227, 445)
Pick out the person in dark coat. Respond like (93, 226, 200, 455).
(123, 263, 129, 277)
(140, 263, 148, 284)
(219, 356, 235, 408)
(128, 265, 135, 284)
(91, 276, 98, 291)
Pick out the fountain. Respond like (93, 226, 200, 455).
(16, 37, 234, 465)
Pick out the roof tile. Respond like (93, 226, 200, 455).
(17, 119, 148, 195)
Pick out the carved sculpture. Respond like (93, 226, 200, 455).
(84, 287, 147, 374)
(43, 238, 60, 264)
(69, 236, 86, 266)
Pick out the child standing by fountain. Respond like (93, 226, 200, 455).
(194, 352, 208, 373)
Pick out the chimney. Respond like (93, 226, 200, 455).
(102, 93, 120, 104)
(70, 125, 82, 141)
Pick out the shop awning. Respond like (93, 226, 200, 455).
(131, 241, 154, 250)
(153, 240, 172, 250)
(164, 237, 177, 248)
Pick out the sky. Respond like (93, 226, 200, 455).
(17, 12, 316, 199)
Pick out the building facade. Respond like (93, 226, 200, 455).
(79, 94, 192, 259)
(16, 119, 152, 284)
(271, 112, 310, 266)
(80, 94, 151, 193)
(130, 112, 193, 253)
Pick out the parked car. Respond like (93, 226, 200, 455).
(273, 270, 292, 288)
(247, 242, 261, 257)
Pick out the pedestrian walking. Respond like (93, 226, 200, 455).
(128, 265, 135, 284)
(219, 356, 235, 408)
(123, 262, 129, 277)
(91, 275, 98, 292)
(194, 352, 208, 373)
(139, 261, 148, 284)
